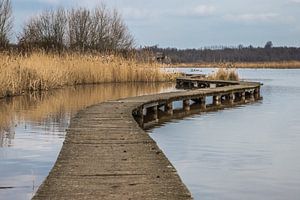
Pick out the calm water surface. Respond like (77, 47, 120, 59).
(151, 69, 300, 200)
(1, 69, 300, 200)
(0, 83, 175, 200)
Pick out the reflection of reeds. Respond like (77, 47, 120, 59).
(0, 52, 174, 98)
(0, 82, 174, 146)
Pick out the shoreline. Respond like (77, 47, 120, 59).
(162, 61, 300, 69)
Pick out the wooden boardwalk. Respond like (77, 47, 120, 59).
(33, 77, 261, 200)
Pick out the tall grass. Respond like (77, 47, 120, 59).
(208, 67, 239, 81)
(0, 52, 174, 98)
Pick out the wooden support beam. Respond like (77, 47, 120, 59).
(213, 95, 221, 106)
(183, 99, 190, 111)
(241, 92, 246, 102)
(137, 107, 144, 127)
(147, 106, 158, 122)
(165, 101, 173, 115)
(229, 93, 234, 104)
(200, 97, 206, 110)
(249, 91, 255, 101)
(254, 87, 260, 99)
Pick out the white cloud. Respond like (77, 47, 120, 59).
(121, 4, 216, 21)
(289, 0, 300, 4)
(175, 4, 216, 17)
(224, 13, 279, 23)
(192, 5, 216, 16)
(30, 0, 60, 5)
(121, 7, 159, 20)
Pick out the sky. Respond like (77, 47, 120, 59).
(12, 0, 300, 48)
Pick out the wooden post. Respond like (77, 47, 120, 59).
(213, 95, 221, 106)
(137, 107, 144, 127)
(200, 97, 206, 110)
(183, 99, 190, 111)
(165, 101, 173, 115)
(153, 106, 158, 121)
(254, 87, 260, 99)
(249, 91, 255, 101)
(241, 92, 246, 102)
(229, 93, 234, 104)
(147, 106, 158, 122)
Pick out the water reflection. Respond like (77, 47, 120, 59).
(0, 82, 175, 200)
(151, 69, 300, 200)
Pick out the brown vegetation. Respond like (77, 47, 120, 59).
(208, 68, 239, 81)
(0, 52, 175, 98)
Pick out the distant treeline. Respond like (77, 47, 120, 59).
(141, 43, 300, 63)
(0, 0, 134, 53)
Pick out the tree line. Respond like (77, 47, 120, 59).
(0, 0, 134, 52)
(142, 43, 300, 63)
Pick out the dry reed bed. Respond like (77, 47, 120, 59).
(0, 53, 174, 98)
(208, 68, 239, 81)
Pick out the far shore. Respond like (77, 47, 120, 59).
(163, 61, 300, 69)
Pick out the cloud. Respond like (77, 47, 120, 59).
(174, 4, 216, 18)
(192, 5, 216, 16)
(224, 13, 279, 23)
(289, 0, 300, 4)
(121, 4, 216, 21)
(36, 0, 60, 4)
(122, 7, 159, 20)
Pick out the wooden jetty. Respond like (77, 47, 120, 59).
(33, 77, 262, 200)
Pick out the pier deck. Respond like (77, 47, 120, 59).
(33, 77, 262, 200)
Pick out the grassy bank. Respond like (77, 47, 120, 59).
(166, 61, 300, 69)
(0, 52, 174, 98)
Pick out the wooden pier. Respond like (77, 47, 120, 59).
(33, 77, 262, 200)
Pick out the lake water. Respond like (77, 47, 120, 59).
(0, 83, 175, 200)
(151, 68, 300, 200)
(1, 69, 300, 200)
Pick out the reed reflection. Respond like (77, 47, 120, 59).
(0, 82, 175, 148)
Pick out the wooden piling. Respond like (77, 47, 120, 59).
(183, 99, 190, 111)
(165, 101, 173, 115)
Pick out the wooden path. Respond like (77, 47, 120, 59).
(33, 77, 262, 200)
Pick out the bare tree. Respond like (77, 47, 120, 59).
(107, 9, 134, 51)
(89, 4, 110, 51)
(68, 6, 134, 51)
(264, 41, 273, 49)
(0, 0, 13, 47)
(19, 8, 67, 51)
(18, 3, 134, 52)
(67, 8, 92, 51)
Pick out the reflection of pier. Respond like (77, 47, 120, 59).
(33, 77, 262, 200)
(138, 76, 261, 129)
